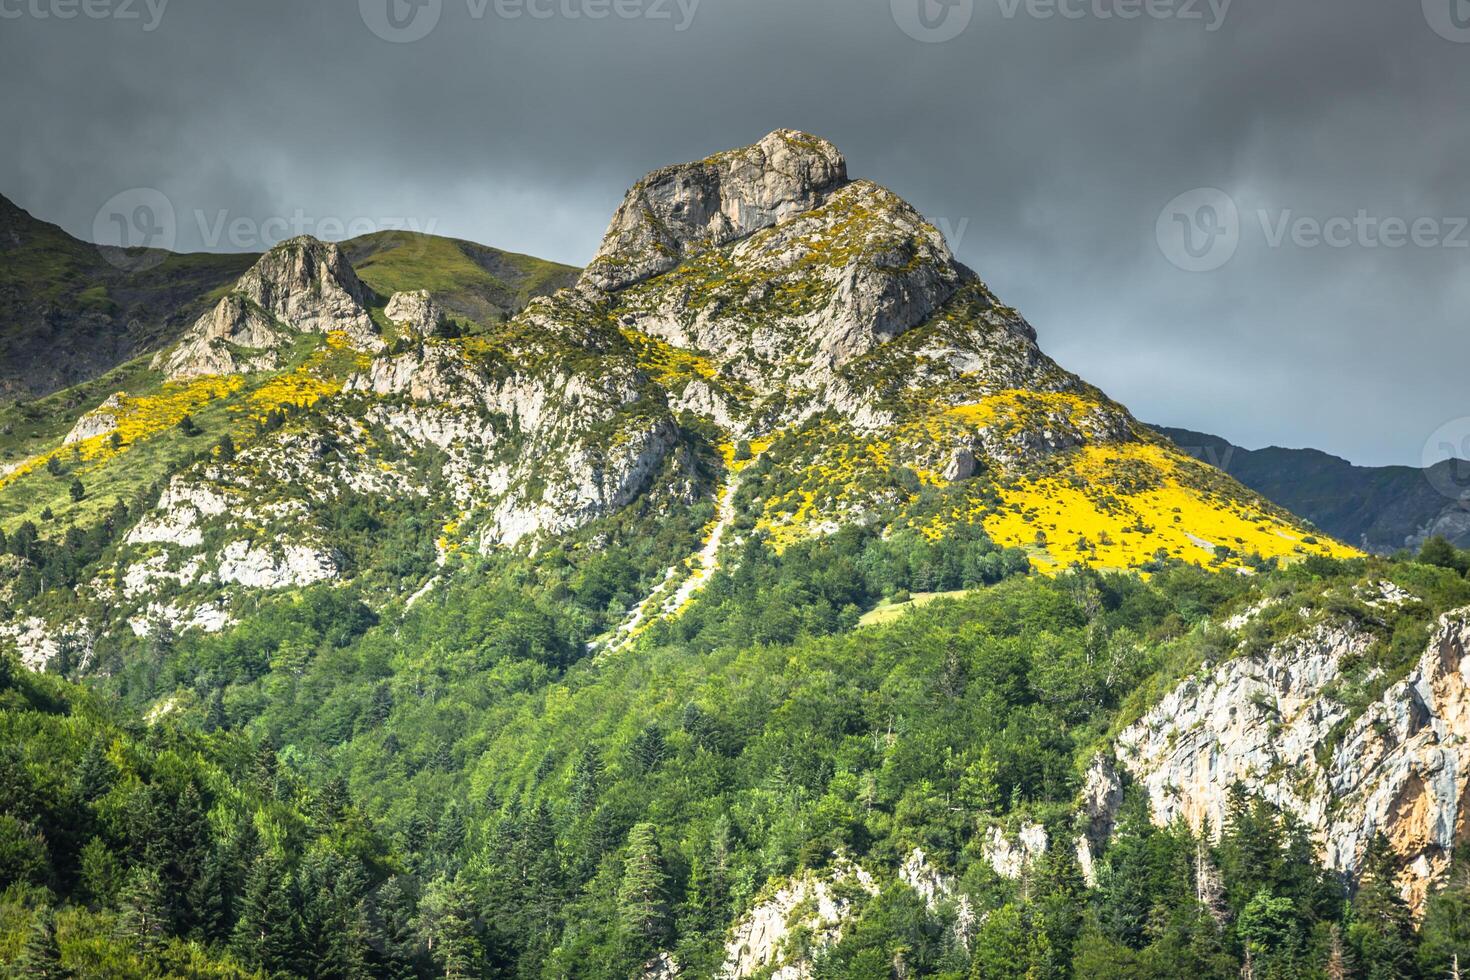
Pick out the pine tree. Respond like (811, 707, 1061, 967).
(252, 741, 279, 799)
(617, 823, 669, 960)
(971, 903, 1028, 980)
(1347, 836, 1416, 980)
(79, 837, 122, 908)
(433, 801, 467, 873)
(630, 725, 666, 774)
(203, 688, 226, 732)
(232, 853, 300, 975)
(11, 908, 69, 979)
(1420, 868, 1470, 978)
(373, 875, 421, 980)
(74, 735, 114, 803)
(116, 866, 168, 957)
(570, 748, 604, 814)
(417, 875, 481, 980)
(188, 846, 229, 942)
(314, 775, 350, 828)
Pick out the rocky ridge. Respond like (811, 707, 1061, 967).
(2, 131, 1354, 661)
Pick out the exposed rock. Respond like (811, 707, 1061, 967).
(1114, 605, 1470, 915)
(617, 179, 965, 399)
(64, 393, 125, 444)
(157, 236, 379, 379)
(943, 448, 977, 482)
(0, 616, 93, 671)
(982, 822, 1049, 880)
(641, 952, 680, 979)
(217, 540, 340, 590)
(385, 289, 447, 337)
(719, 858, 878, 979)
(584, 129, 849, 293)
(155, 293, 287, 379)
(900, 848, 975, 948)
(127, 479, 232, 548)
(129, 600, 233, 637)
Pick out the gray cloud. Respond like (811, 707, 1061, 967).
(1, 0, 1464, 465)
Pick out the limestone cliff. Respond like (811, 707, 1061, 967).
(1111, 593, 1470, 914)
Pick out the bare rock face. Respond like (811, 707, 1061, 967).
(156, 294, 287, 379)
(719, 858, 878, 979)
(583, 129, 849, 293)
(983, 822, 1050, 880)
(233, 236, 376, 339)
(900, 848, 975, 949)
(618, 180, 965, 396)
(385, 289, 447, 337)
(1113, 601, 1470, 915)
(217, 540, 341, 590)
(63, 393, 125, 444)
(157, 236, 378, 379)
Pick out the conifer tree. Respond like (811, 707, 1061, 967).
(116, 867, 168, 957)
(617, 823, 670, 960)
(11, 907, 69, 980)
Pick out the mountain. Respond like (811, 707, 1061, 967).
(5, 132, 1470, 978)
(0, 192, 577, 404)
(343, 230, 579, 328)
(0, 192, 254, 402)
(1156, 425, 1470, 554)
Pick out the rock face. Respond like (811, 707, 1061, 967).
(615, 178, 967, 394)
(156, 236, 378, 379)
(900, 848, 975, 948)
(217, 540, 340, 590)
(63, 393, 125, 444)
(719, 859, 878, 979)
(982, 822, 1050, 880)
(1113, 599, 1470, 914)
(157, 293, 287, 379)
(584, 129, 849, 293)
(384, 289, 447, 337)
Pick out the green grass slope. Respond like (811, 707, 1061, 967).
(342, 230, 579, 328)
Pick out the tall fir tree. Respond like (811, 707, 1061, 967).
(11, 908, 69, 980)
(617, 823, 670, 961)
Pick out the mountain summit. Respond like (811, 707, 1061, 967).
(584, 129, 850, 292)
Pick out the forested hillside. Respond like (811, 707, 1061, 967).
(7, 534, 1470, 977)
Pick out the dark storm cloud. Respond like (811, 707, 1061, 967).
(1, 0, 1464, 466)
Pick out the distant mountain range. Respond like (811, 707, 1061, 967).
(1155, 426, 1470, 553)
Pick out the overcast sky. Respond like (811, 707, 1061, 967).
(1, 0, 1464, 466)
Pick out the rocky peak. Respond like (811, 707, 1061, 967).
(384, 289, 447, 338)
(231, 235, 375, 338)
(156, 235, 379, 379)
(582, 129, 849, 292)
